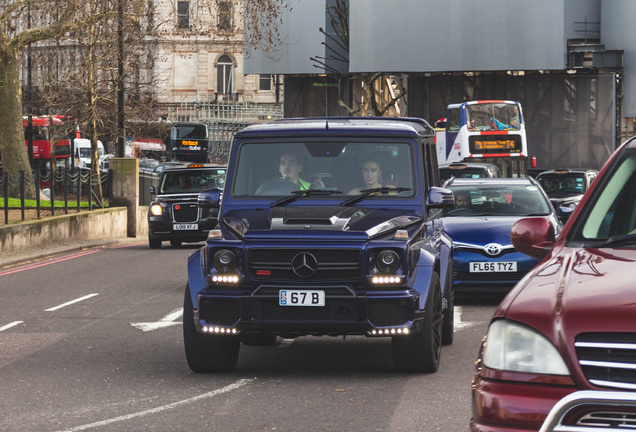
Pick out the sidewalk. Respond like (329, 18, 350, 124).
(0, 237, 145, 268)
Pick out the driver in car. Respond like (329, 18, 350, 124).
(278, 153, 324, 190)
(455, 191, 471, 208)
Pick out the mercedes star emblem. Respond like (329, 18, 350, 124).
(291, 252, 318, 278)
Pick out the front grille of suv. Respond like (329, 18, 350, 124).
(249, 248, 361, 281)
(575, 333, 636, 390)
(453, 270, 525, 282)
(172, 203, 199, 223)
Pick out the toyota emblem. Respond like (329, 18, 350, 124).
(484, 243, 503, 256)
(291, 252, 318, 278)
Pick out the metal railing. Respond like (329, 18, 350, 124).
(0, 168, 110, 224)
(168, 101, 283, 124)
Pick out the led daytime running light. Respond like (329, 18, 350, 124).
(369, 327, 410, 336)
(210, 274, 239, 283)
(371, 275, 403, 284)
(202, 326, 238, 334)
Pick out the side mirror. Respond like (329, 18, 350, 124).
(149, 185, 156, 195)
(198, 187, 222, 208)
(427, 186, 455, 209)
(558, 206, 574, 222)
(510, 217, 555, 259)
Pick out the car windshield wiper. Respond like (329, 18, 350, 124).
(595, 233, 636, 248)
(340, 187, 411, 207)
(270, 189, 343, 208)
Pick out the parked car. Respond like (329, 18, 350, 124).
(442, 177, 562, 294)
(185, 117, 456, 373)
(149, 161, 187, 176)
(439, 162, 501, 182)
(147, 163, 226, 248)
(536, 168, 598, 210)
(138, 158, 160, 174)
(471, 136, 636, 431)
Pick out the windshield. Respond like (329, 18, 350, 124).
(465, 102, 521, 131)
(537, 174, 586, 197)
(440, 168, 492, 182)
(159, 168, 226, 194)
(231, 141, 415, 199)
(575, 151, 636, 243)
(444, 184, 550, 216)
(78, 146, 104, 158)
(172, 124, 208, 139)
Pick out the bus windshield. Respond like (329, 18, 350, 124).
(466, 102, 521, 131)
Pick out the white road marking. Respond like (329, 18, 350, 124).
(131, 308, 183, 332)
(55, 379, 252, 432)
(454, 305, 478, 330)
(0, 321, 24, 332)
(45, 294, 99, 312)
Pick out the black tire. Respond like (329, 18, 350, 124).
(183, 284, 240, 372)
(241, 332, 278, 346)
(149, 237, 162, 249)
(392, 272, 443, 373)
(170, 240, 182, 247)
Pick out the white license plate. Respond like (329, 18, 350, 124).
(173, 223, 198, 230)
(470, 262, 517, 272)
(279, 290, 325, 307)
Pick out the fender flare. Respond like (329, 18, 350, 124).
(187, 247, 207, 307)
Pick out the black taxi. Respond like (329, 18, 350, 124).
(148, 163, 226, 248)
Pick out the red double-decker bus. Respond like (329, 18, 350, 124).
(23, 116, 78, 167)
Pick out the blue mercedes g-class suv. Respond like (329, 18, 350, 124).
(184, 117, 455, 372)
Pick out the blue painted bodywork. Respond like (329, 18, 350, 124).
(187, 117, 454, 337)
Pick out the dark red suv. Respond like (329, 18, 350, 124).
(471, 136, 636, 431)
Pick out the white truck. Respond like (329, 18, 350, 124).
(74, 138, 107, 171)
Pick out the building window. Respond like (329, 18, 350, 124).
(259, 74, 273, 91)
(218, 1, 232, 31)
(217, 55, 233, 95)
(177, 1, 190, 29)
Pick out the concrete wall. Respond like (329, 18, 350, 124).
(0, 206, 149, 257)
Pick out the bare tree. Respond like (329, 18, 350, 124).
(310, 0, 406, 117)
(0, 0, 79, 197)
(25, 0, 153, 203)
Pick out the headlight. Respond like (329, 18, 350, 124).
(150, 204, 163, 216)
(567, 202, 578, 209)
(483, 319, 570, 375)
(375, 250, 400, 273)
(213, 249, 237, 272)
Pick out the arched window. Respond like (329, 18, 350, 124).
(217, 55, 233, 95)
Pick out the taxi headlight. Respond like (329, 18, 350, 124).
(213, 249, 237, 272)
(150, 204, 163, 216)
(483, 319, 570, 375)
(375, 250, 400, 273)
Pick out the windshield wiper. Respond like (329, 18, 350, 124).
(270, 189, 343, 208)
(340, 187, 411, 207)
(595, 233, 636, 248)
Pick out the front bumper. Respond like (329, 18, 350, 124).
(148, 216, 215, 242)
(452, 250, 537, 294)
(193, 287, 423, 338)
(471, 374, 577, 431)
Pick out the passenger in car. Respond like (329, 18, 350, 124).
(348, 156, 394, 194)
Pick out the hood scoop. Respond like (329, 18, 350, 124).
(271, 206, 370, 231)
